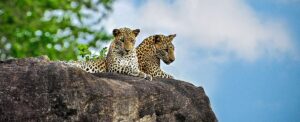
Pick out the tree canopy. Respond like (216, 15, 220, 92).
(0, 0, 115, 60)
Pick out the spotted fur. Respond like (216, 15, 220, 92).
(64, 59, 106, 73)
(136, 34, 176, 79)
(105, 27, 152, 80)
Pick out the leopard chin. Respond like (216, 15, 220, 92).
(163, 60, 172, 65)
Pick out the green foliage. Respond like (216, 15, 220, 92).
(78, 44, 91, 58)
(78, 44, 108, 61)
(0, 0, 114, 60)
(99, 47, 108, 59)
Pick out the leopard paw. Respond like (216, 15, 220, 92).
(145, 74, 152, 81)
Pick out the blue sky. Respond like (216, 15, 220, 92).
(101, 0, 300, 121)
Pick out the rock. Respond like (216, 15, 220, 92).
(0, 56, 217, 122)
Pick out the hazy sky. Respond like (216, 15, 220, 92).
(101, 0, 300, 121)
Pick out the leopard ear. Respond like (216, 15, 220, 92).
(154, 35, 161, 43)
(168, 34, 176, 41)
(133, 29, 140, 37)
(113, 29, 120, 37)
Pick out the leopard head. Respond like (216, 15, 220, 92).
(153, 34, 176, 65)
(112, 27, 140, 54)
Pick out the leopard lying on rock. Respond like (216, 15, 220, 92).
(64, 27, 152, 81)
(105, 27, 152, 80)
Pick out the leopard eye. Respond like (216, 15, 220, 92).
(120, 37, 125, 42)
(164, 49, 168, 52)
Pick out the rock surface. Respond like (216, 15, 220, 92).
(0, 56, 217, 122)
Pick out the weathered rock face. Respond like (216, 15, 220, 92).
(0, 56, 217, 122)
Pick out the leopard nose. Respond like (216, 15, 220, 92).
(125, 49, 130, 52)
(170, 58, 175, 62)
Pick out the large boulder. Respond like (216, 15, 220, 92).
(0, 56, 217, 122)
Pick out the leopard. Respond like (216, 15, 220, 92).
(63, 27, 152, 81)
(105, 27, 152, 80)
(136, 34, 176, 79)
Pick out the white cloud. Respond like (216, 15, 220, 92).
(101, 0, 296, 95)
(104, 0, 294, 61)
(275, 0, 300, 4)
